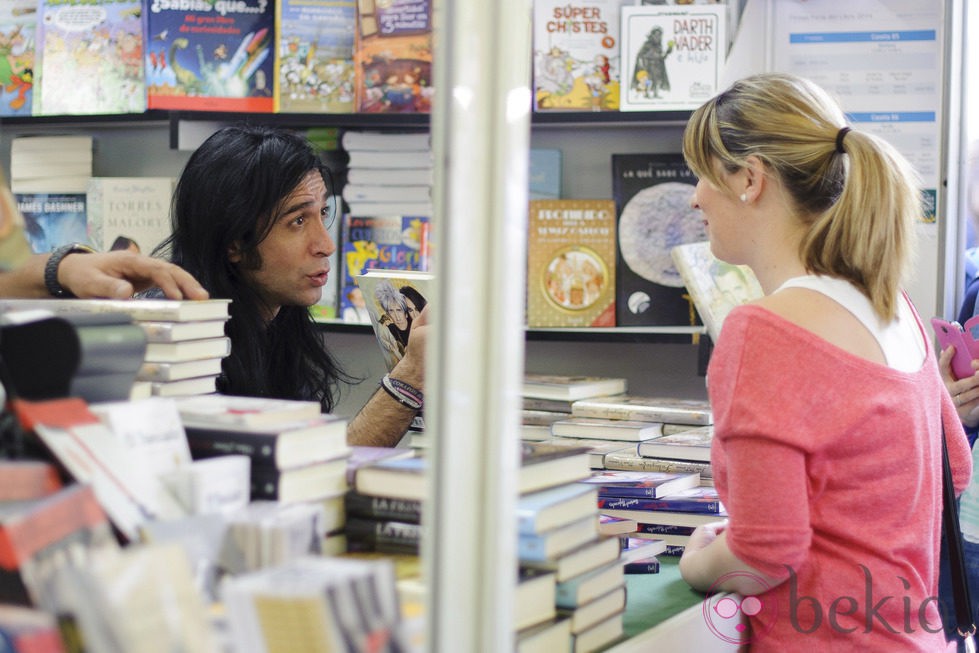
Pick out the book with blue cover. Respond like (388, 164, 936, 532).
(597, 486, 725, 514)
(581, 469, 700, 499)
(517, 483, 598, 535)
(518, 515, 599, 563)
(15, 192, 88, 253)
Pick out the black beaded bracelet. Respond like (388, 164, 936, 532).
(379, 374, 423, 411)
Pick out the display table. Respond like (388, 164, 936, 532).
(606, 557, 741, 652)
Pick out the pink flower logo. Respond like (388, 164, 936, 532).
(702, 572, 777, 645)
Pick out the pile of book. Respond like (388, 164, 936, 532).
(10, 135, 93, 255)
(0, 298, 233, 399)
(341, 130, 434, 217)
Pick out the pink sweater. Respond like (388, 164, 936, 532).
(709, 305, 972, 652)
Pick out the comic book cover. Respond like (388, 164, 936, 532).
(532, 0, 630, 112)
(275, 0, 355, 113)
(0, 0, 36, 116)
(354, 0, 432, 114)
(619, 4, 727, 112)
(33, 0, 145, 115)
(145, 0, 274, 112)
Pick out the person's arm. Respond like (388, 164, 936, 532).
(347, 305, 429, 447)
(0, 250, 208, 300)
(679, 523, 784, 595)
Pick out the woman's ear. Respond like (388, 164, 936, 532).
(741, 155, 767, 204)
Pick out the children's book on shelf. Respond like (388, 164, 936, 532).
(611, 152, 705, 327)
(356, 268, 434, 372)
(532, 0, 628, 111)
(86, 177, 176, 255)
(33, 0, 145, 115)
(274, 0, 355, 113)
(527, 199, 617, 328)
(0, 0, 36, 116)
(338, 214, 431, 323)
(571, 394, 713, 426)
(619, 4, 727, 112)
(597, 487, 724, 515)
(15, 192, 88, 253)
(354, 0, 433, 113)
(671, 240, 764, 342)
(183, 414, 349, 470)
(523, 374, 626, 401)
(635, 425, 714, 462)
(517, 483, 599, 536)
(529, 148, 563, 200)
(145, 0, 274, 112)
(582, 469, 700, 498)
(551, 416, 665, 442)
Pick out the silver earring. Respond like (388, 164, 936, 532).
(739, 193, 747, 202)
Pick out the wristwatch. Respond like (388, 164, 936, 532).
(44, 243, 95, 298)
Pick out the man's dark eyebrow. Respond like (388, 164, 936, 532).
(276, 192, 329, 220)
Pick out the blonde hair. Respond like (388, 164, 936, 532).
(682, 73, 921, 321)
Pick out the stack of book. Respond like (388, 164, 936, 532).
(521, 374, 628, 449)
(598, 484, 726, 557)
(341, 130, 434, 217)
(173, 394, 351, 506)
(10, 135, 93, 254)
(516, 442, 625, 653)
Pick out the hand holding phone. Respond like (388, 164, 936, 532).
(931, 317, 977, 380)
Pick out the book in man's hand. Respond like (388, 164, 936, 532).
(356, 269, 434, 373)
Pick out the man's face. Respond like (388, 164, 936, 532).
(232, 170, 336, 320)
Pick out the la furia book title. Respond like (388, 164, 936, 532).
(543, 6, 611, 36)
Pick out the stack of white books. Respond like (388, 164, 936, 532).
(9, 135, 93, 194)
(341, 130, 433, 217)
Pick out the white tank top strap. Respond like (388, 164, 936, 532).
(774, 275, 925, 372)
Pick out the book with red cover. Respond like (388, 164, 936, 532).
(0, 461, 62, 502)
(145, 0, 274, 112)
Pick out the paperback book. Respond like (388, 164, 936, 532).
(619, 4, 727, 112)
(522, 374, 626, 401)
(611, 152, 705, 327)
(571, 394, 713, 426)
(551, 416, 665, 442)
(532, 0, 629, 111)
(0, 0, 36, 116)
(581, 470, 700, 499)
(596, 486, 725, 514)
(274, 0, 356, 113)
(354, 0, 433, 113)
(356, 268, 434, 372)
(636, 425, 714, 462)
(145, 0, 275, 112)
(34, 0, 145, 115)
(671, 240, 763, 342)
(526, 199, 617, 328)
(15, 192, 88, 253)
(86, 177, 176, 255)
(517, 483, 599, 535)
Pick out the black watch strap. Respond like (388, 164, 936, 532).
(44, 243, 95, 298)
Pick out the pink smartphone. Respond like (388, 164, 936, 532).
(931, 317, 976, 380)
